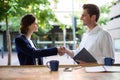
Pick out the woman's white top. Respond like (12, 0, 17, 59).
(28, 39, 36, 49)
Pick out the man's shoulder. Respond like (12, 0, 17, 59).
(102, 28, 110, 35)
(98, 26, 110, 34)
(98, 28, 112, 39)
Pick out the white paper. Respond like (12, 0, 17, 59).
(85, 66, 105, 72)
(85, 66, 120, 72)
(104, 66, 120, 72)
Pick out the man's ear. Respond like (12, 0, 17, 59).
(91, 15, 96, 21)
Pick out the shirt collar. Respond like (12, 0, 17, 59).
(86, 25, 100, 35)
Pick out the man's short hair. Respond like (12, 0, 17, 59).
(83, 4, 100, 22)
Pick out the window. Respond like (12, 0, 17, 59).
(114, 38, 120, 52)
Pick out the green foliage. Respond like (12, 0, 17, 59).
(98, 15, 110, 25)
(0, 0, 11, 21)
(0, 0, 115, 34)
(98, 1, 116, 25)
(0, 0, 58, 33)
(98, 4, 112, 25)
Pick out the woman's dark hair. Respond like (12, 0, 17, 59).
(83, 4, 100, 22)
(20, 14, 36, 34)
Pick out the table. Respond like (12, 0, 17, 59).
(0, 64, 120, 80)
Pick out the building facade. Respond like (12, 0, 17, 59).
(105, 0, 120, 52)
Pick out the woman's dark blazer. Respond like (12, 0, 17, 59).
(15, 35, 58, 65)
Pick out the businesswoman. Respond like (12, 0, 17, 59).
(15, 14, 64, 65)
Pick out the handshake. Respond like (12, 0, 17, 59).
(57, 46, 66, 56)
(57, 46, 74, 58)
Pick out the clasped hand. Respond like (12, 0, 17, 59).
(57, 46, 66, 56)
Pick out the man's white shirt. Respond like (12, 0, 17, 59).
(72, 25, 114, 64)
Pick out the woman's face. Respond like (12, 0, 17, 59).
(29, 20, 38, 33)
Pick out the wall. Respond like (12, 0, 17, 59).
(105, 1, 120, 51)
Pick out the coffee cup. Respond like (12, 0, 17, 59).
(46, 60, 59, 71)
(104, 57, 114, 66)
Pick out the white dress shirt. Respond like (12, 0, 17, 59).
(72, 25, 114, 64)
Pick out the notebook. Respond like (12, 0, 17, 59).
(73, 48, 96, 64)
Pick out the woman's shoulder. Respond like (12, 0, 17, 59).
(16, 35, 26, 39)
(15, 35, 27, 42)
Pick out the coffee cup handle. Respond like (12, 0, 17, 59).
(46, 61, 50, 68)
(112, 59, 115, 64)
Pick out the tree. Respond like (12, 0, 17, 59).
(1, 0, 58, 32)
(0, 0, 12, 65)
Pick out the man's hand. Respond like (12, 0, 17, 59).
(75, 60, 87, 64)
(57, 46, 65, 56)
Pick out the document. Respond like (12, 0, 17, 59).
(73, 48, 96, 64)
(85, 66, 120, 72)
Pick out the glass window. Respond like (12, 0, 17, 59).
(114, 38, 120, 52)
